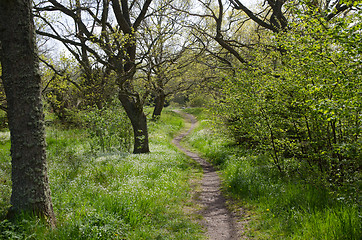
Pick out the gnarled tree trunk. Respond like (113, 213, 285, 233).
(152, 90, 166, 120)
(0, 0, 56, 226)
(118, 92, 149, 154)
(117, 36, 150, 153)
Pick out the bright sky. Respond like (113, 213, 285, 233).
(239, 0, 261, 7)
(44, 0, 262, 59)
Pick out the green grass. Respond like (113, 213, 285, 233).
(183, 108, 361, 240)
(0, 109, 204, 239)
(0, 131, 11, 218)
(183, 108, 209, 121)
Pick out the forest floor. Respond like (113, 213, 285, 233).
(172, 110, 245, 240)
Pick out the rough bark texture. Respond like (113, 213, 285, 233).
(0, 0, 56, 226)
(152, 91, 166, 120)
(117, 41, 150, 154)
(118, 92, 149, 154)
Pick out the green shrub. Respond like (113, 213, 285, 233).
(84, 100, 132, 153)
(0, 131, 10, 219)
(0, 111, 7, 130)
(184, 108, 361, 239)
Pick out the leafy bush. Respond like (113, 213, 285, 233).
(0, 111, 7, 130)
(184, 109, 361, 239)
(210, 6, 362, 195)
(0, 131, 11, 219)
(84, 100, 132, 153)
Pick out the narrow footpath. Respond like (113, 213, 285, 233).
(172, 110, 240, 240)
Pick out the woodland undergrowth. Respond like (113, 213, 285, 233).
(183, 108, 361, 240)
(0, 108, 204, 240)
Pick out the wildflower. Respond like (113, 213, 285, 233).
(266, 209, 269, 211)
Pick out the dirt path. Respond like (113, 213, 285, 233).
(172, 110, 240, 240)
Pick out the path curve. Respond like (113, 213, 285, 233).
(172, 110, 239, 240)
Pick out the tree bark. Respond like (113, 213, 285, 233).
(0, 0, 56, 226)
(117, 36, 150, 153)
(118, 92, 149, 154)
(152, 91, 166, 120)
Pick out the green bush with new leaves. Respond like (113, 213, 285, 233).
(84, 99, 132, 153)
(42, 55, 117, 125)
(212, 3, 361, 200)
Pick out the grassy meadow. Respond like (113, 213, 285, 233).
(183, 108, 361, 240)
(0, 109, 204, 240)
(1, 107, 360, 239)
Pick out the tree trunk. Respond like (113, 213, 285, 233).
(152, 91, 166, 120)
(0, 0, 56, 226)
(117, 39, 150, 154)
(118, 92, 149, 154)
